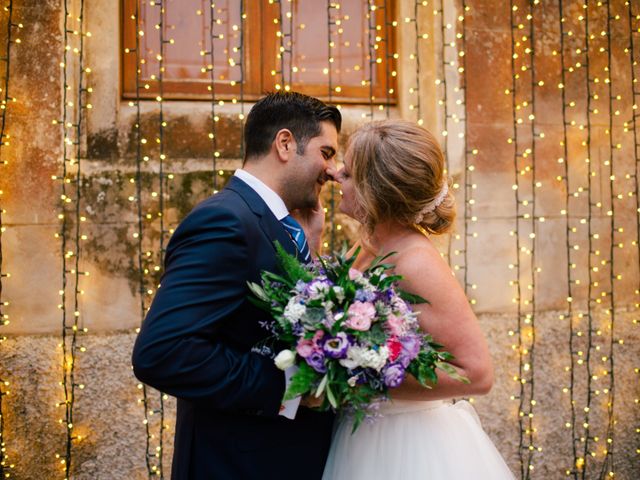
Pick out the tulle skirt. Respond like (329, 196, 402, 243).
(322, 399, 515, 480)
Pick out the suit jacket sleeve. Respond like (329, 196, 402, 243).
(131, 203, 285, 416)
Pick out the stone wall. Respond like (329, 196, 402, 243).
(0, 0, 638, 478)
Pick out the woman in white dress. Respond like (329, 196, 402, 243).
(321, 120, 514, 480)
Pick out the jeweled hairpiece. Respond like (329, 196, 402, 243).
(415, 181, 449, 224)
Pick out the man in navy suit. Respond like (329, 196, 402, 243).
(132, 91, 341, 479)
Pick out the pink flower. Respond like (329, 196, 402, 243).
(348, 268, 361, 280)
(386, 313, 404, 336)
(387, 337, 402, 362)
(296, 339, 315, 358)
(312, 330, 325, 344)
(345, 301, 376, 331)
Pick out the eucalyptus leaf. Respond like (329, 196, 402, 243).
(435, 361, 470, 384)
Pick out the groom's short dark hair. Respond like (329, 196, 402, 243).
(243, 91, 342, 161)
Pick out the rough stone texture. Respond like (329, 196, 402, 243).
(1, 0, 640, 478)
(0, 333, 175, 479)
(0, 312, 637, 478)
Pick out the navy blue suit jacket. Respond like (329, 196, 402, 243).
(132, 176, 334, 479)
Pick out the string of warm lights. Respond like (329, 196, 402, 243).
(556, 1, 583, 476)
(0, 2, 18, 477)
(152, 1, 169, 474)
(436, 0, 449, 165)
(457, 0, 477, 303)
(52, 0, 90, 476)
(626, 1, 640, 469)
(382, 0, 393, 116)
(601, 1, 617, 476)
(327, 1, 338, 254)
(508, 0, 539, 477)
(582, 2, 598, 475)
(366, 0, 377, 119)
(435, 0, 452, 265)
(203, 2, 221, 193)
(407, 1, 426, 126)
(272, 0, 293, 92)
(124, 2, 161, 476)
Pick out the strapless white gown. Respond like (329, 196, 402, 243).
(322, 399, 515, 480)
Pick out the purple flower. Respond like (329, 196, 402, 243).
(322, 332, 350, 359)
(355, 289, 377, 302)
(306, 277, 333, 298)
(398, 335, 422, 367)
(382, 362, 406, 388)
(305, 350, 327, 373)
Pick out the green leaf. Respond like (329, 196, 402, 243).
(315, 373, 329, 398)
(326, 382, 338, 409)
(274, 241, 313, 282)
(366, 251, 396, 271)
(435, 361, 470, 384)
(397, 289, 430, 305)
(283, 362, 318, 401)
(350, 410, 365, 434)
(247, 282, 270, 302)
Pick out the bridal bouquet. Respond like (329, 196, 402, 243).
(248, 243, 467, 430)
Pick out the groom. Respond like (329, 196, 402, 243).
(132, 91, 341, 479)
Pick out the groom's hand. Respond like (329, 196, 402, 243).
(300, 393, 325, 409)
(291, 199, 325, 255)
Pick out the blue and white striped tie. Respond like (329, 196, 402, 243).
(280, 215, 311, 262)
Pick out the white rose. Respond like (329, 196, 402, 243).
(274, 349, 296, 370)
(345, 345, 389, 372)
(283, 297, 306, 324)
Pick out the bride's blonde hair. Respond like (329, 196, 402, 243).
(346, 119, 455, 236)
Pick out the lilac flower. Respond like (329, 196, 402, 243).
(322, 332, 351, 359)
(382, 362, 406, 388)
(398, 335, 422, 367)
(355, 289, 377, 303)
(305, 350, 327, 373)
(295, 280, 308, 293)
(306, 277, 333, 298)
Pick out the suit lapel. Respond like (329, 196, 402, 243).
(225, 176, 297, 258)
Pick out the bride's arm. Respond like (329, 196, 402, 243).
(389, 244, 494, 401)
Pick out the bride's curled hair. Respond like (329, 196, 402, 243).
(347, 119, 455, 235)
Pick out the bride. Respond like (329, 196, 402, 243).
(319, 120, 514, 479)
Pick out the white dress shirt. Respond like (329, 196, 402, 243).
(234, 169, 301, 419)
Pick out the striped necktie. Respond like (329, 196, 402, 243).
(280, 215, 311, 262)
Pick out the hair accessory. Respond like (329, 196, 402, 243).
(415, 181, 448, 224)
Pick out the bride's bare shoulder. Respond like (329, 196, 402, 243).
(393, 234, 452, 281)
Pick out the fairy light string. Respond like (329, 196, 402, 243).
(0, 1, 18, 477)
(556, 1, 583, 476)
(458, 0, 477, 303)
(366, 0, 376, 119)
(53, 0, 90, 476)
(406, 1, 429, 125)
(203, 2, 221, 193)
(508, 0, 539, 476)
(272, 0, 293, 92)
(435, 0, 452, 265)
(153, 0, 170, 474)
(523, 0, 539, 473)
(582, 1, 597, 474)
(123, 2, 162, 476)
(382, 0, 393, 116)
(327, 0, 337, 254)
(600, 1, 617, 476)
(627, 1, 640, 466)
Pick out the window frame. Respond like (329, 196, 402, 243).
(121, 0, 396, 104)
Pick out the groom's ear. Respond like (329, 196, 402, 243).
(274, 128, 296, 162)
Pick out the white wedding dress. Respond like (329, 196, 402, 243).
(322, 399, 515, 480)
